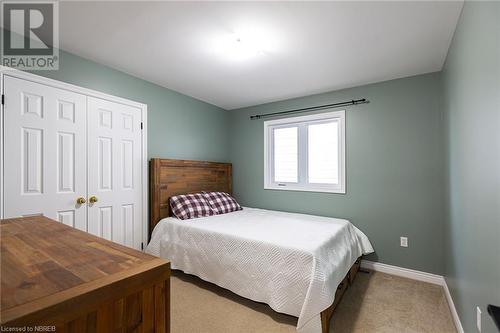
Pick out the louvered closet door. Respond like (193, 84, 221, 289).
(87, 97, 143, 250)
(3, 76, 87, 230)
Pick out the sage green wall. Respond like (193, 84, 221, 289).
(30, 49, 230, 161)
(229, 73, 445, 274)
(442, 2, 500, 332)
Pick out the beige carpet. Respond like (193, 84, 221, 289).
(171, 270, 456, 333)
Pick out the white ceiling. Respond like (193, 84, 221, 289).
(59, 1, 463, 110)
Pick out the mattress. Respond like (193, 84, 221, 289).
(146, 207, 374, 333)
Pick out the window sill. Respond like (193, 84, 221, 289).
(264, 184, 346, 194)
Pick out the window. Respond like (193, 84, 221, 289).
(264, 110, 345, 193)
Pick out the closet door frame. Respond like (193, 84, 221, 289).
(0, 66, 149, 249)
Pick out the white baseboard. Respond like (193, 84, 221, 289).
(442, 278, 465, 333)
(361, 260, 464, 333)
(360, 260, 444, 285)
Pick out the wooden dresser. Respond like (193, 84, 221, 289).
(0, 216, 170, 333)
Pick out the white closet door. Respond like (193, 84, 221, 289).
(87, 97, 143, 249)
(3, 76, 87, 230)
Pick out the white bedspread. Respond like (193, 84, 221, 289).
(147, 207, 373, 333)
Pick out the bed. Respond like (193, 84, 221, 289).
(147, 158, 374, 333)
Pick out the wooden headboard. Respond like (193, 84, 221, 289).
(149, 158, 232, 236)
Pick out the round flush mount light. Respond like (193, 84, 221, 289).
(222, 33, 264, 60)
(208, 27, 278, 62)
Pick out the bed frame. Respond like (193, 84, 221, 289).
(149, 158, 361, 333)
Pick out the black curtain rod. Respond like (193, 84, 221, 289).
(250, 98, 369, 120)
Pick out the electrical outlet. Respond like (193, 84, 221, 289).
(477, 306, 482, 332)
(400, 237, 408, 247)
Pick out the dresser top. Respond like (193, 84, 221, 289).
(0, 216, 168, 322)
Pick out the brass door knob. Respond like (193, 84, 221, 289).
(76, 197, 86, 205)
(89, 196, 98, 204)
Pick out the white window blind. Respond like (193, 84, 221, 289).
(273, 126, 298, 183)
(308, 121, 339, 184)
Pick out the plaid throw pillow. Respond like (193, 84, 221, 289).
(170, 193, 214, 220)
(203, 192, 242, 215)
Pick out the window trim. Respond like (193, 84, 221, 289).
(264, 110, 346, 194)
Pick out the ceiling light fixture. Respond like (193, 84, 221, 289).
(209, 27, 277, 62)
